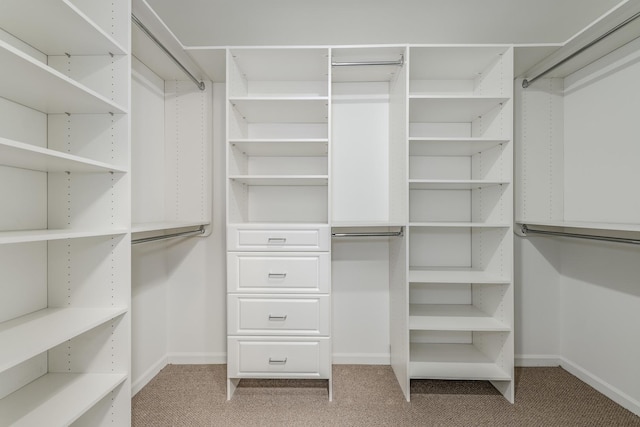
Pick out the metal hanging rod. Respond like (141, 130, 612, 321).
(520, 224, 640, 246)
(131, 14, 205, 91)
(522, 10, 640, 88)
(332, 228, 404, 238)
(332, 55, 404, 68)
(132, 225, 206, 245)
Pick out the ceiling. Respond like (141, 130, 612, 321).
(146, 0, 624, 47)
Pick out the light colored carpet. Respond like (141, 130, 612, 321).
(132, 365, 640, 426)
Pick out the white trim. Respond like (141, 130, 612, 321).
(332, 353, 390, 365)
(131, 355, 168, 396)
(167, 352, 227, 365)
(560, 357, 640, 417)
(515, 354, 561, 367)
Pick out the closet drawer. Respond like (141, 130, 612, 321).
(227, 337, 331, 378)
(227, 225, 330, 251)
(228, 295, 330, 336)
(228, 252, 330, 293)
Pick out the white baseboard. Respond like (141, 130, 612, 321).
(560, 357, 640, 417)
(132, 355, 168, 396)
(515, 354, 561, 367)
(167, 352, 227, 365)
(332, 353, 390, 365)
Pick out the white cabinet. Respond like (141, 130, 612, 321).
(0, 0, 131, 424)
(226, 48, 332, 400)
(400, 46, 515, 402)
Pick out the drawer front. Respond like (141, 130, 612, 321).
(228, 295, 330, 336)
(228, 225, 330, 251)
(227, 337, 331, 378)
(228, 253, 330, 293)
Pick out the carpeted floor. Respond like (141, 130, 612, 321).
(132, 365, 640, 426)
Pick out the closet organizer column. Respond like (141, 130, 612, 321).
(225, 47, 332, 399)
(0, 0, 131, 425)
(405, 46, 514, 402)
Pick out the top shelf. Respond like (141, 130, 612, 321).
(0, 0, 127, 56)
(410, 46, 509, 80)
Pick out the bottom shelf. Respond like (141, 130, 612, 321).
(0, 372, 127, 426)
(409, 343, 511, 381)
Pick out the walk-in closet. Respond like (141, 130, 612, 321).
(1, 0, 639, 425)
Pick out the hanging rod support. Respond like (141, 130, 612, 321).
(522, 10, 640, 88)
(131, 14, 205, 91)
(332, 228, 404, 238)
(332, 55, 404, 68)
(520, 224, 640, 246)
(132, 225, 206, 245)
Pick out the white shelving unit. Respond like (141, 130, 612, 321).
(396, 45, 514, 402)
(0, 1, 131, 424)
(226, 47, 332, 399)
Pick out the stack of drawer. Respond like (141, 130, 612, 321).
(226, 224, 332, 399)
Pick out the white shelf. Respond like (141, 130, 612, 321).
(0, 373, 126, 426)
(409, 268, 510, 284)
(0, 229, 128, 245)
(229, 97, 328, 123)
(230, 48, 328, 82)
(0, 137, 126, 173)
(0, 0, 127, 55)
(131, 221, 208, 234)
(229, 139, 329, 157)
(409, 222, 510, 228)
(409, 343, 511, 380)
(0, 307, 127, 373)
(409, 180, 509, 190)
(409, 304, 509, 331)
(517, 220, 640, 233)
(0, 40, 126, 114)
(229, 175, 328, 186)
(410, 46, 508, 80)
(409, 96, 508, 122)
(409, 138, 509, 156)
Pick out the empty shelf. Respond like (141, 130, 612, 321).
(409, 304, 510, 331)
(0, 373, 127, 426)
(0, 40, 126, 114)
(0, 0, 126, 55)
(410, 343, 511, 380)
(229, 97, 328, 123)
(229, 175, 328, 186)
(0, 137, 126, 173)
(0, 307, 127, 373)
(409, 96, 508, 122)
(0, 228, 128, 245)
(229, 139, 329, 157)
(409, 138, 509, 156)
(409, 268, 510, 284)
(409, 180, 509, 190)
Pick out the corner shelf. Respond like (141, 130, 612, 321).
(0, 307, 127, 373)
(0, 373, 127, 427)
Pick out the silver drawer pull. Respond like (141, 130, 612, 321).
(267, 237, 287, 243)
(268, 273, 287, 279)
(268, 314, 288, 321)
(268, 358, 287, 365)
